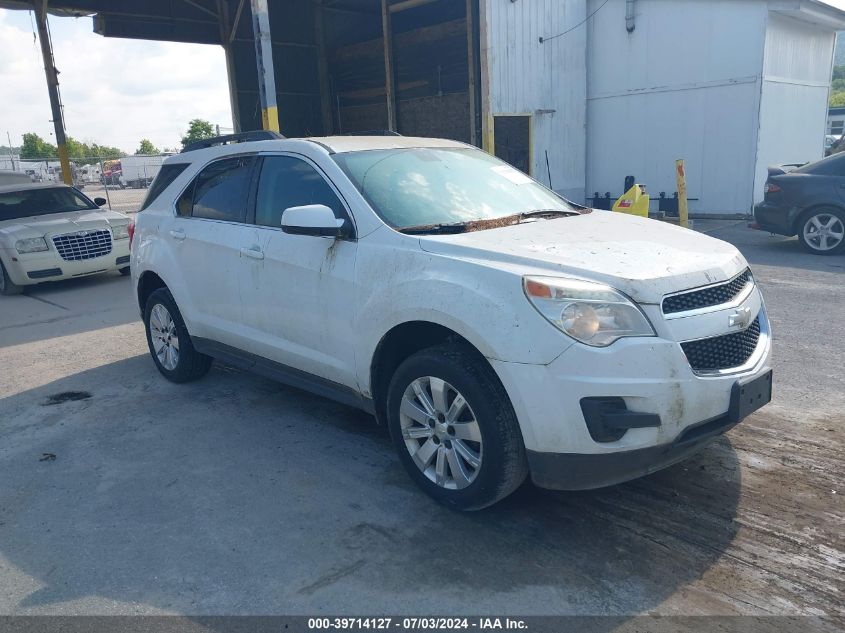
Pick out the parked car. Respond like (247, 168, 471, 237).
(752, 153, 845, 255)
(0, 182, 132, 295)
(132, 133, 772, 510)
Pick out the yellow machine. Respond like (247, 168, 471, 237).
(612, 184, 650, 217)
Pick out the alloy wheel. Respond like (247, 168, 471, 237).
(399, 376, 483, 490)
(149, 303, 180, 370)
(803, 213, 845, 252)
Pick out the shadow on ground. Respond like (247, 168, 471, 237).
(0, 273, 139, 349)
(0, 355, 742, 616)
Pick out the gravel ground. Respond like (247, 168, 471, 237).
(0, 221, 841, 618)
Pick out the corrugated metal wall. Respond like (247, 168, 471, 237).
(483, 0, 587, 202)
(753, 12, 836, 203)
(586, 0, 768, 214)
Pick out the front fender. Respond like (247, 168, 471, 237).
(354, 245, 573, 394)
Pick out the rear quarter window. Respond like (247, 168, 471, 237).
(140, 163, 189, 211)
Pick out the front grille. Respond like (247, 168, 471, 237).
(663, 269, 752, 315)
(681, 317, 761, 372)
(52, 229, 112, 261)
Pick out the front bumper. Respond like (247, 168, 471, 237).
(1, 242, 130, 286)
(490, 306, 773, 490)
(527, 370, 772, 490)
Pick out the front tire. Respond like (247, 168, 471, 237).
(386, 344, 528, 511)
(797, 207, 845, 255)
(0, 260, 23, 296)
(119, 266, 131, 276)
(144, 288, 212, 383)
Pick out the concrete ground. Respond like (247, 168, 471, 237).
(0, 222, 842, 617)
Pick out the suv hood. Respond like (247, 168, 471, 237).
(417, 212, 747, 304)
(0, 209, 129, 242)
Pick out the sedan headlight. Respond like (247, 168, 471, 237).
(112, 224, 130, 240)
(523, 276, 655, 347)
(15, 237, 49, 253)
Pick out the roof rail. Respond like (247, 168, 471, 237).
(181, 130, 285, 153)
(341, 130, 402, 137)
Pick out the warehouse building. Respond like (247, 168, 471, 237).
(4, 0, 845, 214)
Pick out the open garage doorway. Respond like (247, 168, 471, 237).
(322, 0, 480, 143)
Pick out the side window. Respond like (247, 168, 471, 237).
(190, 156, 255, 222)
(254, 156, 346, 229)
(176, 180, 194, 217)
(141, 163, 188, 211)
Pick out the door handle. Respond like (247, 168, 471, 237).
(169, 229, 186, 241)
(240, 246, 264, 260)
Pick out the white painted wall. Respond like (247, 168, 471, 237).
(483, 0, 587, 202)
(753, 12, 836, 203)
(586, 0, 768, 214)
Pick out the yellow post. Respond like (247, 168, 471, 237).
(675, 159, 689, 229)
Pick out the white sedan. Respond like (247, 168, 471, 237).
(0, 182, 132, 295)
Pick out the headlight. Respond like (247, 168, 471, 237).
(112, 224, 130, 240)
(15, 237, 49, 253)
(523, 276, 655, 347)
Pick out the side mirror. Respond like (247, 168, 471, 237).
(94, 197, 107, 207)
(281, 204, 350, 238)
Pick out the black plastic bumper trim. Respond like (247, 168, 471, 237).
(580, 397, 661, 443)
(116, 255, 130, 265)
(27, 267, 62, 279)
(527, 412, 740, 491)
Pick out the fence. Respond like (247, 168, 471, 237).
(1, 154, 174, 215)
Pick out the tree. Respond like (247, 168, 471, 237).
(136, 139, 159, 155)
(831, 91, 845, 107)
(20, 133, 57, 159)
(181, 119, 216, 149)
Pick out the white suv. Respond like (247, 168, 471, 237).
(131, 132, 772, 510)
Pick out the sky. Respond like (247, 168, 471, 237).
(0, 8, 233, 155)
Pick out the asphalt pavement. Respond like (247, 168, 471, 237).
(0, 221, 841, 617)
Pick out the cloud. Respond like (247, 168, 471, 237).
(0, 9, 232, 154)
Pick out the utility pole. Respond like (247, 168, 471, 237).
(250, 0, 279, 132)
(32, 0, 72, 185)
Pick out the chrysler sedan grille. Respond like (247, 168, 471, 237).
(681, 316, 761, 372)
(52, 230, 113, 261)
(663, 269, 752, 315)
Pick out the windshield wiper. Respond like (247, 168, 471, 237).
(518, 209, 579, 220)
(399, 222, 468, 235)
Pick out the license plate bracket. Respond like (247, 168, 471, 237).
(729, 370, 773, 423)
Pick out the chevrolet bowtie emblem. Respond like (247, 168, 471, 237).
(729, 306, 753, 329)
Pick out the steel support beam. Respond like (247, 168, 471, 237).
(466, 0, 477, 146)
(314, 1, 333, 135)
(389, 0, 438, 13)
(250, 0, 279, 132)
(217, 0, 241, 132)
(381, 0, 396, 131)
(32, 0, 72, 185)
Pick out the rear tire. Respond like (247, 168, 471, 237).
(0, 261, 23, 296)
(144, 288, 212, 383)
(386, 343, 528, 511)
(797, 207, 845, 255)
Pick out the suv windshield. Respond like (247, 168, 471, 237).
(332, 147, 575, 231)
(0, 187, 97, 221)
